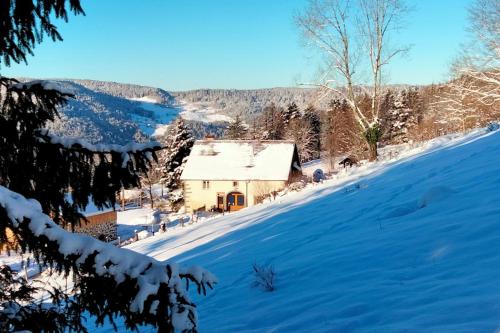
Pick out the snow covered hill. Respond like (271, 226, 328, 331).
(91, 127, 500, 332)
(15, 78, 231, 144)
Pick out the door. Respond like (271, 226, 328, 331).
(216, 193, 225, 211)
(227, 192, 245, 211)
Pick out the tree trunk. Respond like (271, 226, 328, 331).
(368, 142, 378, 161)
(121, 188, 125, 211)
(149, 184, 154, 209)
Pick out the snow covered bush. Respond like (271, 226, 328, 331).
(252, 263, 276, 292)
(168, 189, 185, 212)
(288, 181, 306, 192)
(487, 122, 499, 132)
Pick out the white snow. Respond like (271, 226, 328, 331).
(13, 80, 75, 94)
(38, 130, 160, 154)
(90, 126, 500, 332)
(180, 140, 297, 181)
(129, 96, 163, 104)
(126, 98, 232, 138)
(36, 130, 160, 168)
(177, 101, 233, 123)
(128, 97, 181, 137)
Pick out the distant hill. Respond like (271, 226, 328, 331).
(69, 79, 175, 105)
(18, 79, 338, 144)
(15, 78, 228, 144)
(172, 87, 331, 118)
(15, 78, 421, 145)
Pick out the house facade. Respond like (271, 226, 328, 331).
(180, 140, 302, 213)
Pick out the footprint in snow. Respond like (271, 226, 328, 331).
(382, 186, 456, 219)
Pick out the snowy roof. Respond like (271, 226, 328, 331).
(180, 140, 298, 181)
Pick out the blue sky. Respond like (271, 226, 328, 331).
(3, 0, 471, 91)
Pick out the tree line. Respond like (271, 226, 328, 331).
(222, 87, 422, 164)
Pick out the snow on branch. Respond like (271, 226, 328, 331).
(37, 129, 161, 154)
(0, 185, 217, 331)
(36, 130, 161, 167)
(12, 80, 75, 95)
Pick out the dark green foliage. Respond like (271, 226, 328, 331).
(379, 88, 425, 144)
(0, 205, 214, 333)
(364, 124, 382, 145)
(0, 77, 158, 227)
(283, 102, 300, 124)
(259, 103, 285, 140)
(0, 0, 84, 67)
(224, 114, 247, 139)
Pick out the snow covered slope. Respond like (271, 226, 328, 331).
(97, 128, 500, 332)
(14, 78, 231, 144)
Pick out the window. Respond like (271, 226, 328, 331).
(233, 181, 238, 187)
(202, 180, 210, 189)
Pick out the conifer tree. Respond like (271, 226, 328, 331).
(0, 1, 215, 332)
(224, 114, 248, 139)
(259, 103, 285, 140)
(380, 88, 424, 144)
(283, 102, 300, 125)
(159, 118, 195, 192)
(302, 105, 322, 159)
(285, 118, 316, 162)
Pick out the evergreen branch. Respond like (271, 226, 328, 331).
(0, 185, 217, 332)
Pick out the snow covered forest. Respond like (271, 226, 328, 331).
(35, 78, 499, 165)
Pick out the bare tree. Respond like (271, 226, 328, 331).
(429, 85, 482, 133)
(140, 162, 163, 209)
(297, 0, 409, 160)
(431, 0, 499, 135)
(323, 98, 365, 169)
(451, 0, 499, 107)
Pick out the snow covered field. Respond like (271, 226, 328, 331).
(88, 127, 500, 332)
(128, 97, 181, 137)
(177, 101, 233, 124)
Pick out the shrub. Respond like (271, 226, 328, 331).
(289, 181, 306, 192)
(252, 263, 276, 292)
